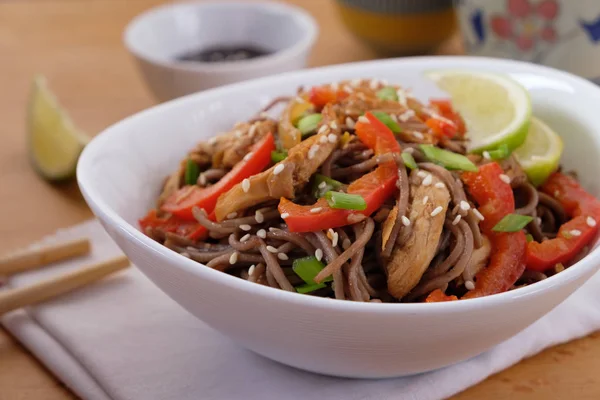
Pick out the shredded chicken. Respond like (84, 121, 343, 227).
(386, 171, 451, 299)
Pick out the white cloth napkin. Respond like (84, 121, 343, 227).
(3, 220, 600, 400)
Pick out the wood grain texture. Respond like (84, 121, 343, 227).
(0, 0, 599, 399)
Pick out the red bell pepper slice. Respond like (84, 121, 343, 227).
(162, 133, 276, 220)
(139, 209, 208, 241)
(429, 99, 466, 137)
(425, 117, 457, 139)
(461, 162, 527, 298)
(279, 112, 400, 232)
(525, 172, 600, 271)
(309, 86, 349, 109)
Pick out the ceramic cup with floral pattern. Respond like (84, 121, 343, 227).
(456, 0, 600, 82)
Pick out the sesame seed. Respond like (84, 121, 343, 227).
(369, 79, 379, 90)
(248, 265, 256, 276)
(318, 181, 327, 189)
(460, 201, 471, 211)
(240, 224, 252, 231)
(499, 174, 511, 184)
(435, 182, 446, 189)
(240, 234, 251, 242)
(242, 178, 250, 193)
(412, 131, 425, 140)
(327, 228, 334, 239)
(266, 245, 278, 253)
(198, 174, 207, 186)
(257, 229, 267, 238)
(345, 117, 355, 129)
(472, 209, 485, 221)
(401, 215, 411, 226)
(351, 78, 362, 87)
(417, 170, 428, 178)
(422, 195, 429, 205)
(358, 116, 369, 123)
(536, 217, 542, 225)
(319, 135, 328, 144)
(318, 125, 329, 135)
(329, 121, 338, 130)
(465, 280, 475, 290)
(452, 215, 462, 225)
(249, 124, 257, 137)
(208, 137, 217, 145)
(273, 164, 285, 175)
(226, 212, 238, 219)
(397, 90, 408, 106)
(422, 174, 433, 186)
(587, 216, 597, 227)
(342, 239, 351, 250)
(570, 229, 582, 236)
(310, 207, 323, 213)
(483, 151, 491, 160)
(243, 152, 253, 161)
(229, 252, 239, 264)
(255, 210, 264, 223)
(431, 206, 444, 217)
(332, 232, 339, 247)
(278, 253, 289, 261)
(268, 227, 278, 232)
(315, 248, 323, 261)
(398, 109, 415, 122)
(308, 144, 320, 160)
(328, 133, 337, 143)
(180, 252, 190, 258)
(331, 82, 339, 91)
(281, 212, 290, 219)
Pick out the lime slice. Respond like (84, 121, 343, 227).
(27, 75, 89, 181)
(426, 70, 531, 153)
(513, 117, 563, 186)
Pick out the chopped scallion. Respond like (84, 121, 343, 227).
(486, 144, 511, 161)
(372, 111, 401, 133)
(271, 150, 288, 163)
(312, 174, 343, 198)
(184, 159, 200, 186)
(293, 256, 332, 284)
(295, 282, 327, 294)
(325, 191, 367, 210)
(492, 214, 533, 232)
(376, 86, 398, 101)
(420, 144, 479, 172)
(296, 113, 322, 136)
(401, 152, 417, 170)
(525, 233, 534, 242)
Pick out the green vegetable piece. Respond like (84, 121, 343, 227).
(401, 152, 417, 170)
(292, 256, 332, 284)
(485, 144, 511, 161)
(296, 113, 322, 136)
(271, 150, 288, 163)
(324, 191, 367, 211)
(525, 233, 534, 242)
(296, 283, 327, 294)
(312, 174, 343, 198)
(184, 159, 200, 186)
(372, 111, 402, 133)
(492, 214, 534, 232)
(420, 144, 479, 172)
(376, 86, 398, 101)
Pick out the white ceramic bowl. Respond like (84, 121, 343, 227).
(124, 1, 318, 102)
(78, 56, 600, 378)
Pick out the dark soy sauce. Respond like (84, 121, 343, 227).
(177, 45, 272, 63)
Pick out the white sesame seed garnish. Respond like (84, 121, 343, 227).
(397, 90, 408, 106)
(273, 164, 285, 175)
(329, 121, 338, 130)
(460, 201, 471, 211)
(435, 182, 446, 189)
(417, 170, 428, 178)
(465, 280, 475, 290)
(483, 151, 491, 160)
(310, 207, 323, 213)
(422, 195, 429, 205)
(345, 117, 356, 129)
(342, 239, 351, 250)
(318, 181, 327, 189)
(401, 215, 411, 226)
(431, 206, 444, 217)
(499, 174, 511, 184)
(255, 210, 264, 223)
(351, 78, 362, 87)
(536, 217, 542, 225)
(242, 178, 250, 193)
(240, 224, 252, 231)
(328, 133, 337, 143)
(570, 229, 582, 237)
(281, 212, 290, 219)
(243, 152, 253, 161)
(327, 228, 335, 239)
(452, 215, 462, 225)
(398, 109, 415, 122)
(332, 232, 339, 247)
(331, 82, 339, 91)
(315, 248, 323, 261)
(422, 174, 433, 186)
(226, 212, 237, 219)
(268, 227, 278, 232)
(248, 265, 256, 276)
(278, 253, 289, 261)
(412, 131, 425, 140)
(318, 125, 329, 135)
(257, 229, 267, 238)
(240, 234, 251, 242)
(266, 245, 278, 253)
(229, 252, 239, 264)
(319, 135, 328, 144)
(472, 209, 485, 221)
(208, 137, 217, 145)
(308, 144, 320, 160)
(198, 174, 207, 186)
(358, 116, 369, 123)
(369, 79, 379, 90)
(587, 216, 597, 227)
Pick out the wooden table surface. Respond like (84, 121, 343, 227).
(1, 0, 600, 399)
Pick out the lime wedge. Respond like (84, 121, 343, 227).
(426, 70, 531, 153)
(513, 117, 563, 186)
(27, 75, 89, 181)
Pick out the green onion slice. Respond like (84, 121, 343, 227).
(485, 144, 511, 161)
(376, 86, 398, 101)
(492, 214, 533, 232)
(292, 256, 332, 284)
(420, 144, 479, 172)
(295, 283, 327, 294)
(401, 152, 417, 170)
(296, 113, 322, 136)
(271, 150, 288, 163)
(312, 174, 343, 198)
(525, 233, 534, 243)
(184, 159, 200, 186)
(325, 191, 367, 211)
(372, 111, 402, 133)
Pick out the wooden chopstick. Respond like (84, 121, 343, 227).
(0, 238, 91, 276)
(0, 256, 130, 316)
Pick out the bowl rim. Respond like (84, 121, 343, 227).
(78, 55, 600, 314)
(123, 0, 319, 73)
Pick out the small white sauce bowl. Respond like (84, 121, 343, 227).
(124, 1, 318, 102)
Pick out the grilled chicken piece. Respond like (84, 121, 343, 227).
(214, 104, 341, 221)
(386, 171, 451, 299)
